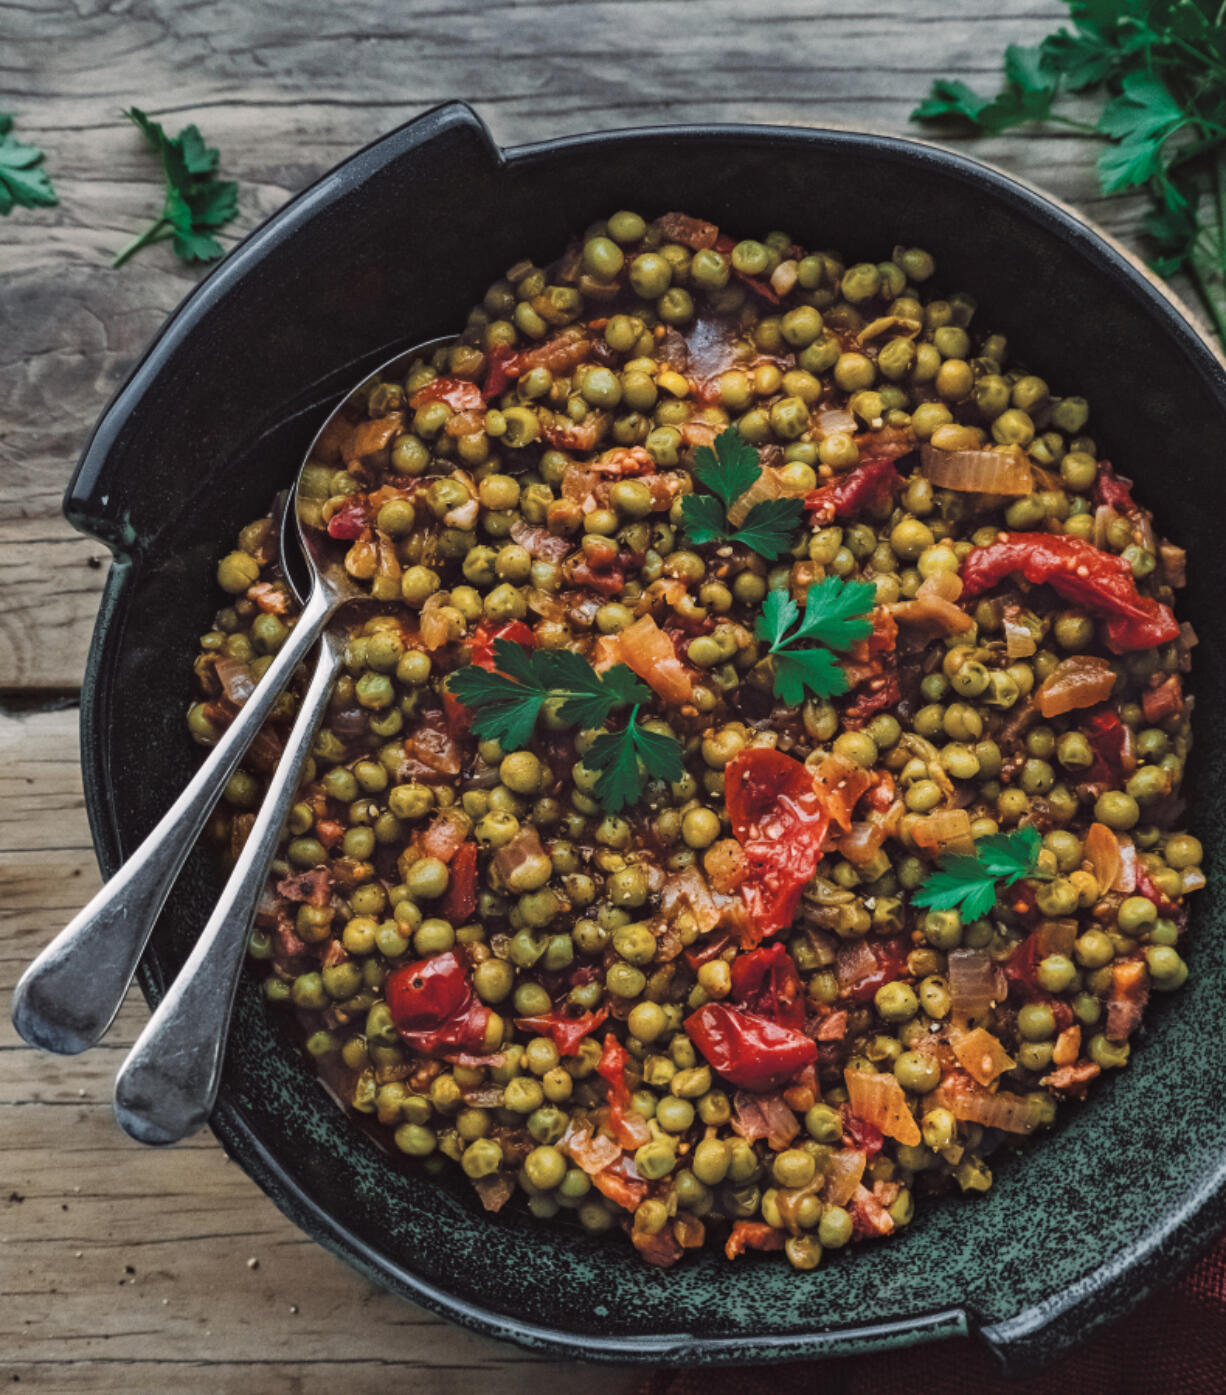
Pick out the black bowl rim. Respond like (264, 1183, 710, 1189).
(65, 101, 1226, 1373)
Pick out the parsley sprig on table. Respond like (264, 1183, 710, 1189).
(755, 577, 877, 704)
(113, 108, 238, 268)
(913, 1, 1226, 348)
(0, 113, 57, 215)
(447, 641, 684, 813)
(680, 426, 803, 561)
(911, 827, 1052, 921)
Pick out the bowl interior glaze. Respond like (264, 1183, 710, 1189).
(67, 104, 1226, 1375)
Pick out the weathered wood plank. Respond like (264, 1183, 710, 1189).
(2, 0, 1202, 691)
(0, 707, 633, 1390)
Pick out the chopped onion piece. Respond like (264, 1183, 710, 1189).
(844, 1068, 921, 1146)
(891, 570, 973, 635)
(1115, 838, 1137, 894)
(835, 939, 878, 992)
(614, 615, 693, 705)
(214, 656, 256, 706)
(824, 1150, 867, 1206)
(1035, 655, 1116, 718)
(726, 465, 808, 527)
(948, 947, 998, 1022)
(1084, 821, 1123, 898)
(1160, 543, 1187, 588)
(1093, 504, 1118, 549)
(812, 406, 857, 439)
(1002, 610, 1037, 659)
(952, 1028, 1014, 1087)
(857, 315, 922, 345)
(811, 753, 873, 831)
(770, 259, 798, 296)
(946, 1083, 1041, 1134)
(912, 808, 974, 858)
(920, 442, 1033, 496)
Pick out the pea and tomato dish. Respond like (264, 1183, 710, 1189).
(191, 210, 1204, 1272)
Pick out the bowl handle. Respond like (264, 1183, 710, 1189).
(62, 100, 503, 547)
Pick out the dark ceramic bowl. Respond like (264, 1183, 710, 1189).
(66, 103, 1226, 1376)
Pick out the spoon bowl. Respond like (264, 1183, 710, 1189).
(12, 338, 452, 1062)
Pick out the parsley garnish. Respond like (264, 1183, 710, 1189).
(113, 108, 238, 268)
(911, 827, 1052, 921)
(0, 113, 57, 215)
(679, 426, 803, 561)
(755, 577, 876, 704)
(912, 3, 1226, 348)
(584, 719, 686, 814)
(446, 641, 685, 811)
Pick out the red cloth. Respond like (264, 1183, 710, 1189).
(636, 1235, 1226, 1394)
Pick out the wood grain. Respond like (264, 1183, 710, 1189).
(0, 0, 1200, 1388)
(0, 708, 633, 1394)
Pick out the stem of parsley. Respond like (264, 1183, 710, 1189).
(1043, 114, 1105, 136)
(112, 218, 174, 268)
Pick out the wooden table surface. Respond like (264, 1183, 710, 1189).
(0, 1, 1194, 1390)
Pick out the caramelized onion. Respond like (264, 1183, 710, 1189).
(659, 867, 723, 933)
(920, 442, 1033, 496)
(844, 1068, 921, 1146)
(811, 753, 873, 831)
(726, 465, 808, 527)
(891, 571, 973, 635)
(857, 315, 922, 345)
(511, 518, 572, 562)
(614, 615, 693, 705)
(1035, 655, 1116, 718)
(912, 808, 974, 858)
(1084, 821, 1123, 897)
(952, 1028, 1014, 1087)
(835, 939, 878, 993)
(948, 947, 998, 1022)
(812, 406, 856, 439)
(1160, 543, 1188, 588)
(491, 825, 547, 888)
(562, 1126, 622, 1175)
(214, 656, 256, 706)
(1002, 610, 1037, 659)
(823, 1148, 867, 1206)
(945, 1083, 1041, 1134)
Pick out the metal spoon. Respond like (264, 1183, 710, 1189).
(12, 337, 449, 1057)
(109, 496, 337, 1143)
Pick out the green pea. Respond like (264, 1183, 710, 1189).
(635, 1138, 677, 1180)
(692, 1137, 731, 1186)
(655, 1095, 695, 1133)
(1094, 790, 1140, 830)
(895, 1051, 940, 1093)
(1118, 896, 1158, 934)
(874, 981, 918, 1022)
(804, 1103, 843, 1143)
(627, 1000, 668, 1043)
(771, 1149, 816, 1189)
(1089, 1033, 1130, 1069)
(629, 252, 671, 298)
(819, 1206, 853, 1249)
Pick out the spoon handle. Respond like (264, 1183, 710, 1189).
(10, 583, 334, 1055)
(113, 636, 343, 1146)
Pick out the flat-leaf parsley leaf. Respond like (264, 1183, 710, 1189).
(447, 641, 683, 811)
(0, 113, 57, 215)
(755, 577, 877, 705)
(114, 107, 239, 268)
(911, 826, 1051, 921)
(679, 426, 803, 561)
(910, 1, 1226, 348)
